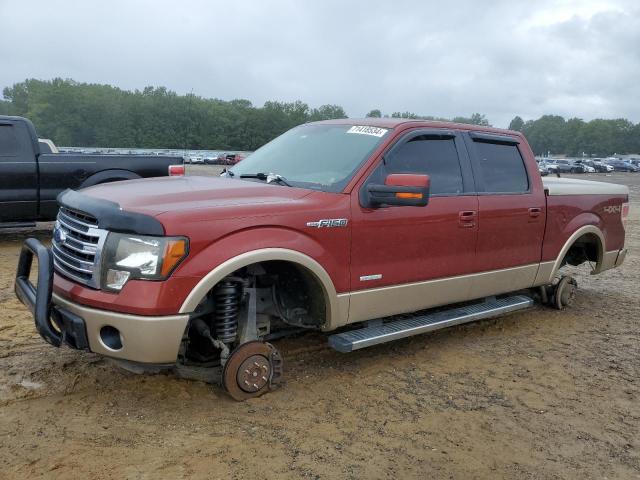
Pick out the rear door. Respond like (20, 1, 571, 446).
(0, 120, 38, 221)
(349, 129, 479, 322)
(464, 132, 545, 297)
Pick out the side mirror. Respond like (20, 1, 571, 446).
(365, 173, 430, 208)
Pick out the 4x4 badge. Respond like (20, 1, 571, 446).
(306, 218, 348, 228)
(603, 205, 621, 214)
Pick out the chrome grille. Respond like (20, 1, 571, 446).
(52, 207, 108, 288)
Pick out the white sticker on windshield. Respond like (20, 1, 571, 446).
(346, 125, 388, 137)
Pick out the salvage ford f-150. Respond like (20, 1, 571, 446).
(15, 119, 628, 400)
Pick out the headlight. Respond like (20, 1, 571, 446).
(101, 233, 188, 292)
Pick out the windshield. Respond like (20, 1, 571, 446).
(229, 124, 390, 192)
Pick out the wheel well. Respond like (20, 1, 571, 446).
(80, 170, 141, 188)
(260, 260, 327, 326)
(561, 233, 602, 268)
(182, 260, 328, 365)
(199, 260, 328, 328)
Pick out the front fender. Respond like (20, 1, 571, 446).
(175, 227, 351, 329)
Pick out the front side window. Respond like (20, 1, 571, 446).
(230, 124, 390, 192)
(473, 141, 529, 193)
(384, 136, 464, 195)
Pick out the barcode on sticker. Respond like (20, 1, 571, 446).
(347, 125, 388, 137)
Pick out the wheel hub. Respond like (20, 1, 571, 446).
(237, 354, 270, 393)
(554, 275, 577, 310)
(222, 341, 283, 401)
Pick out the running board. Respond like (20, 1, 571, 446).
(0, 221, 36, 229)
(328, 295, 533, 353)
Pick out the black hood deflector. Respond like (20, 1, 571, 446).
(57, 189, 165, 236)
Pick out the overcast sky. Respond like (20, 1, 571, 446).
(1, 0, 638, 127)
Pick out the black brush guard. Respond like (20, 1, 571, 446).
(14, 238, 89, 350)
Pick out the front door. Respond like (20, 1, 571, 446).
(349, 130, 478, 323)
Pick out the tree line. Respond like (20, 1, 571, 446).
(367, 110, 639, 157)
(508, 115, 640, 157)
(1, 78, 638, 155)
(0, 79, 348, 150)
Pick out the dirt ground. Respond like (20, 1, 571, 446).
(1, 171, 638, 479)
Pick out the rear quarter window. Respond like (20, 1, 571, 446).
(38, 140, 52, 154)
(472, 141, 529, 193)
(0, 124, 19, 156)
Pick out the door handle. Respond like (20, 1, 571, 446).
(458, 210, 477, 228)
(528, 207, 542, 218)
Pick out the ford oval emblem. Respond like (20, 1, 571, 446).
(54, 227, 67, 243)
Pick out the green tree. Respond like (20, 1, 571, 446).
(521, 115, 567, 155)
(453, 113, 491, 126)
(308, 104, 347, 121)
(366, 109, 382, 118)
(564, 118, 586, 156)
(508, 116, 524, 131)
(0, 99, 12, 115)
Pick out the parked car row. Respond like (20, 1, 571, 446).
(605, 158, 640, 172)
(184, 152, 247, 165)
(537, 157, 639, 174)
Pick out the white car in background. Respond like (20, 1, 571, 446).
(539, 160, 559, 173)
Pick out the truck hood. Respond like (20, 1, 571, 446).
(82, 175, 313, 216)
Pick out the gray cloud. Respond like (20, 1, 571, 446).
(0, 0, 638, 127)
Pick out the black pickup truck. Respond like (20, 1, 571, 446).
(0, 115, 185, 226)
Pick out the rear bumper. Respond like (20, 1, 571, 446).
(15, 238, 189, 364)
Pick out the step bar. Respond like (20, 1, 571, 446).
(328, 295, 533, 353)
(0, 221, 36, 230)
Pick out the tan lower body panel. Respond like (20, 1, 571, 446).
(599, 249, 625, 272)
(533, 248, 626, 285)
(347, 264, 539, 325)
(533, 261, 555, 286)
(53, 293, 189, 364)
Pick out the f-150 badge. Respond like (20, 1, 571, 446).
(306, 218, 348, 228)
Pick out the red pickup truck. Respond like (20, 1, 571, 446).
(15, 119, 629, 400)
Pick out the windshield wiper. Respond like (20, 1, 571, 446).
(239, 172, 292, 187)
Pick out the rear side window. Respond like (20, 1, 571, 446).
(473, 141, 529, 193)
(384, 136, 463, 195)
(0, 124, 19, 156)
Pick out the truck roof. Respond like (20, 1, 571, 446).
(314, 117, 521, 137)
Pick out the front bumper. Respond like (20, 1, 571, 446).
(15, 238, 189, 364)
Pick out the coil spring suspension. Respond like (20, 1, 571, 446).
(214, 280, 241, 344)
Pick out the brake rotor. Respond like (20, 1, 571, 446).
(554, 275, 577, 310)
(223, 341, 283, 401)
